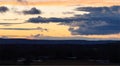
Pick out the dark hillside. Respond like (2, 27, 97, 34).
(0, 38, 120, 64)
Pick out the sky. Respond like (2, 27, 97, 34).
(0, 0, 120, 40)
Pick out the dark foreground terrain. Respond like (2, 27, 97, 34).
(0, 38, 120, 65)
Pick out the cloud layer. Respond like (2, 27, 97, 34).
(27, 16, 73, 23)
(27, 6, 120, 35)
(69, 6, 120, 35)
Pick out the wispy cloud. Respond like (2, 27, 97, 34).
(17, 0, 28, 5)
(63, 12, 75, 14)
(0, 23, 24, 26)
(0, 27, 48, 31)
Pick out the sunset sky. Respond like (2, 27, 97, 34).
(0, 0, 120, 40)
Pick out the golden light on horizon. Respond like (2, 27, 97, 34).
(0, 0, 120, 6)
(0, 0, 120, 40)
(0, 23, 72, 38)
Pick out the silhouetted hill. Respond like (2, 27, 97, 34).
(0, 38, 119, 45)
(0, 38, 120, 64)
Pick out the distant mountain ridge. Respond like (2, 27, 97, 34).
(0, 38, 119, 45)
(0, 38, 120, 63)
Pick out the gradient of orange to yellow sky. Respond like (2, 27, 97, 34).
(0, 0, 120, 6)
(0, 0, 120, 40)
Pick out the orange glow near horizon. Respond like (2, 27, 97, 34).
(0, 0, 120, 6)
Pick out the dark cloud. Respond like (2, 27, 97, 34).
(76, 6, 120, 14)
(27, 6, 120, 35)
(68, 6, 120, 35)
(23, 7, 41, 15)
(27, 16, 74, 23)
(27, 16, 49, 23)
(0, 6, 9, 13)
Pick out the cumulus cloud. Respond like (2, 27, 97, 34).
(27, 6, 120, 35)
(23, 7, 41, 15)
(0, 6, 9, 13)
(27, 16, 49, 23)
(68, 6, 120, 35)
